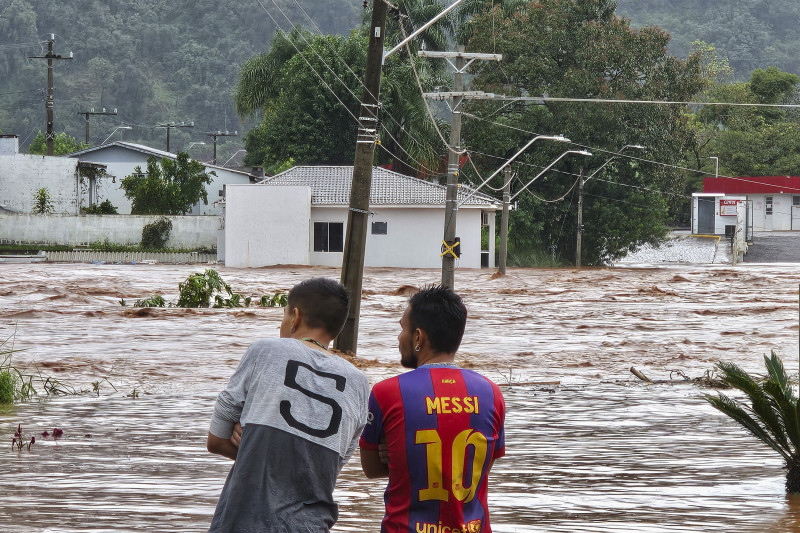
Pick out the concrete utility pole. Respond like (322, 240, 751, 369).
(205, 130, 237, 164)
(575, 168, 585, 267)
(576, 145, 644, 266)
(157, 122, 194, 152)
(334, 0, 388, 354)
(28, 34, 72, 156)
(77, 108, 117, 144)
(499, 166, 512, 275)
(419, 48, 502, 288)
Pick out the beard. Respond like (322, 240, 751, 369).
(399, 341, 417, 369)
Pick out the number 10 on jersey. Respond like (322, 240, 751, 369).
(415, 428, 489, 503)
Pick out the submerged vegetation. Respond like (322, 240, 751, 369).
(705, 352, 800, 493)
(128, 269, 286, 309)
(1, 333, 81, 405)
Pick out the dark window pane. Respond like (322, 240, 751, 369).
(372, 221, 387, 235)
(329, 223, 344, 252)
(314, 222, 328, 252)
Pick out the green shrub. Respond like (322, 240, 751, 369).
(31, 187, 54, 214)
(0, 369, 15, 404)
(141, 217, 173, 249)
(82, 199, 118, 214)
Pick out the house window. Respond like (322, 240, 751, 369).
(766, 196, 773, 215)
(371, 221, 387, 235)
(794, 196, 800, 207)
(314, 222, 344, 252)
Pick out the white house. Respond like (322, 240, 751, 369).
(0, 135, 106, 214)
(67, 142, 258, 215)
(222, 166, 501, 269)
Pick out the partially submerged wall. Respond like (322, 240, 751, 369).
(0, 214, 220, 249)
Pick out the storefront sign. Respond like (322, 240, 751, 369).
(720, 199, 740, 216)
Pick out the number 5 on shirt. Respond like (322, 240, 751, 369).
(415, 428, 489, 503)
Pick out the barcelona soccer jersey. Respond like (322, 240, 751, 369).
(360, 365, 505, 533)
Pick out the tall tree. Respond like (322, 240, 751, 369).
(234, 27, 446, 175)
(120, 152, 214, 215)
(462, 0, 705, 265)
(691, 66, 800, 179)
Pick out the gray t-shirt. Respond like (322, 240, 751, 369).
(208, 338, 369, 533)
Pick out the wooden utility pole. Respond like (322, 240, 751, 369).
(499, 166, 512, 274)
(576, 168, 585, 267)
(28, 35, 72, 156)
(157, 122, 194, 152)
(77, 108, 117, 144)
(335, 0, 388, 353)
(205, 130, 237, 164)
(419, 48, 502, 288)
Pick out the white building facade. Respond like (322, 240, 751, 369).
(0, 135, 105, 214)
(223, 166, 501, 269)
(68, 142, 257, 215)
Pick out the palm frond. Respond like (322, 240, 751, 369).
(716, 360, 793, 451)
(764, 351, 795, 402)
(705, 392, 793, 462)
(763, 379, 800, 454)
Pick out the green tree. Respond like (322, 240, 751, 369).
(120, 152, 215, 215)
(234, 27, 446, 175)
(690, 66, 800, 179)
(28, 131, 90, 156)
(462, 0, 705, 265)
(706, 352, 800, 493)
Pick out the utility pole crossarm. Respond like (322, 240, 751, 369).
(205, 130, 238, 165)
(78, 108, 118, 144)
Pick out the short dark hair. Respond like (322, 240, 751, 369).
(408, 285, 467, 354)
(288, 278, 350, 337)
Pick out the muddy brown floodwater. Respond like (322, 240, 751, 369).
(2, 263, 800, 532)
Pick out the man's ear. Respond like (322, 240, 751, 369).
(414, 328, 427, 349)
(290, 306, 301, 331)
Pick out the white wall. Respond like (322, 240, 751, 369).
(0, 154, 81, 214)
(309, 205, 488, 269)
(0, 214, 219, 249)
(70, 146, 253, 215)
(224, 185, 311, 268)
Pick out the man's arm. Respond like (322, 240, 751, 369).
(360, 447, 389, 478)
(207, 432, 239, 460)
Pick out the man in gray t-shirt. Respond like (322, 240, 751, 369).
(207, 278, 369, 533)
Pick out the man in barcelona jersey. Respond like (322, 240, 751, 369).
(360, 285, 505, 533)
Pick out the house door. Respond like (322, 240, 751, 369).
(698, 197, 715, 234)
(793, 206, 800, 231)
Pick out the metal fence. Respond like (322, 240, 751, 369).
(45, 251, 218, 264)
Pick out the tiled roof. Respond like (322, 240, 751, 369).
(260, 166, 500, 207)
(67, 142, 255, 178)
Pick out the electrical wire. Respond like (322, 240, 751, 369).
(287, 0, 445, 172)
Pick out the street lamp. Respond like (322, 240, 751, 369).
(707, 156, 719, 178)
(187, 142, 206, 152)
(459, 134, 572, 206)
(576, 144, 645, 266)
(101, 125, 132, 144)
(220, 149, 246, 168)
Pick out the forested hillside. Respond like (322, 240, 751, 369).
(2, 0, 799, 160)
(0, 0, 361, 158)
(617, 0, 800, 80)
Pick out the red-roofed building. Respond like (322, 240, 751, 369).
(695, 176, 800, 234)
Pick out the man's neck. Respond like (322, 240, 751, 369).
(416, 352, 456, 367)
